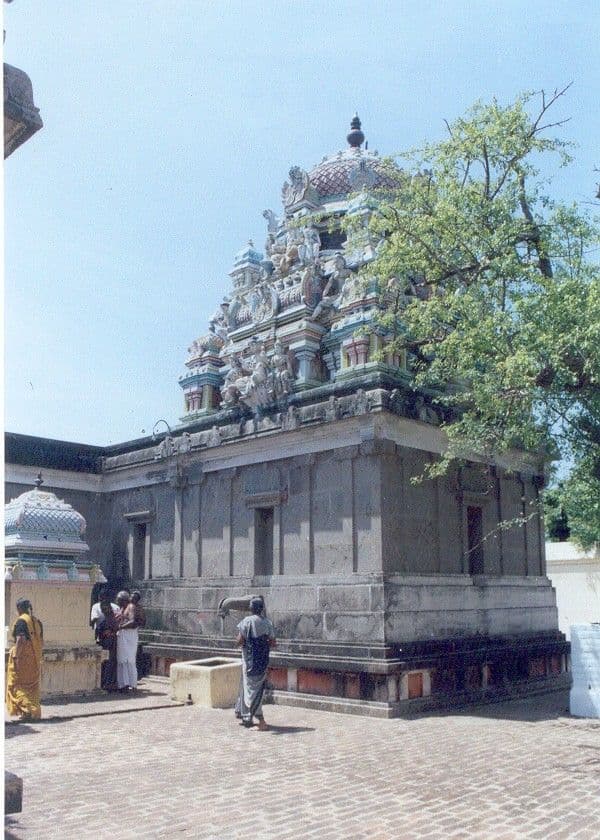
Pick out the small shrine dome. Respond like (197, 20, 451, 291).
(308, 114, 401, 200)
(4, 474, 88, 558)
(232, 239, 263, 269)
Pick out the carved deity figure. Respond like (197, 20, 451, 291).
(268, 235, 288, 277)
(187, 339, 201, 359)
(209, 300, 231, 341)
(248, 342, 270, 388)
(276, 228, 303, 277)
(249, 281, 279, 324)
(298, 227, 321, 265)
(187, 333, 223, 361)
(262, 209, 280, 233)
(311, 254, 350, 322)
(264, 232, 276, 258)
(156, 436, 175, 460)
(282, 166, 310, 209)
(300, 259, 322, 307)
(239, 342, 273, 410)
(414, 395, 440, 425)
(337, 271, 364, 307)
(221, 356, 248, 407)
(177, 432, 192, 454)
(271, 339, 296, 397)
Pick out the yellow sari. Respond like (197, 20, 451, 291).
(6, 612, 43, 720)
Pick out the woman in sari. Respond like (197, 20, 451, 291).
(234, 597, 276, 730)
(6, 598, 44, 722)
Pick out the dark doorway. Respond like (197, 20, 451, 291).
(254, 507, 274, 576)
(467, 506, 484, 575)
(132, 522, 146, 580)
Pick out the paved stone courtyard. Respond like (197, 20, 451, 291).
(5, 681, 600, 839)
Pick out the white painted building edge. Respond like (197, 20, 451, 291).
(545, 541, 600, 563)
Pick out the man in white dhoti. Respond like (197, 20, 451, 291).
(116, 591, 138, 692)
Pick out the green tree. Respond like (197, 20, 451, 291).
(543, 484, 570, 542)
(352, 86, 600, 547)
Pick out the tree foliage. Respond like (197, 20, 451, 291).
(352, 87, 600, 547)
(543, 485, 571, 542)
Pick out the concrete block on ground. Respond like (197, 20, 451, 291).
(570, 624, 600, 718)
(170, 657, 240, 708)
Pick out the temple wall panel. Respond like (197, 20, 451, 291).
(380, 453, 403, 573)
(354, 450, 383, 574)
(437, 472, 463, 574)
(482, 497, 502, 575)
(498, 475, 528, 575)
(524, 479, 544, 576)
(312, 452, 354, 575)
(242, 462, 280, 495)
(281, 461, 312, 575)
(182, 482, 201, 578)
(199, 472, 231, 577)
(231, 472, 254, 576)
(397, 448, 439, 573)
(384, 576, 559, 642)
(147, 483, 175, 578)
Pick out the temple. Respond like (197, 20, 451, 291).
(5, 116, 569, 714)
(4, 475, 105, 696)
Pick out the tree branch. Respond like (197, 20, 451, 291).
(518, 173, 554, 278)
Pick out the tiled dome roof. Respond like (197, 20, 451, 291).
(305, 114, 401, 200)
(5, 487, 87, 542)
(309, 148, 400, 199)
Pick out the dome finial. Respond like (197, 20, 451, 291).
(347, 112, 364, 148)
(34, 472, 44, 490)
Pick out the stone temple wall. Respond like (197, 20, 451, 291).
(5, 410, 566, 716)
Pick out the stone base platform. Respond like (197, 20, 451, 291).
(268, 673, 572, 718)
(141, 631, 570, 717)
(5, 644, 104, 699)
(41, 644, 104, 697)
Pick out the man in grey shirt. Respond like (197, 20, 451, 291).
(235, 597, 276, 730)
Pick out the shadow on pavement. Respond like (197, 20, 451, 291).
(4, 722, 41, 738)
(5, 816, 23, 839)
(42, 686, 168, 706)
(264, 724, 316, 735)
(406, 690, 572, 723)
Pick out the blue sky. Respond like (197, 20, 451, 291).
(4, 0, 600, 445)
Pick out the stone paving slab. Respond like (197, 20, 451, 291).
(4, 689, 600, 839)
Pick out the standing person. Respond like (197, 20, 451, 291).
(90, 588, 119, 629)
(234, 597, 276, 731)
(130, 591, 146, 628)
(6, 598, 44, 722)
(95, 597, 119, 692)
(131, 591, 148, 679)
(115, 591, 138, 692)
